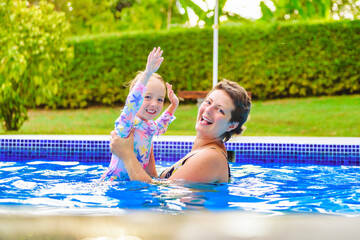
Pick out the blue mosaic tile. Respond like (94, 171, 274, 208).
(0, 138, 360, 166)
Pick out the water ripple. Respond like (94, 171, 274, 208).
(0, 161, 360, 215)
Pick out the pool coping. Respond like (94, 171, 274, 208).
(1, 211, 360, 240)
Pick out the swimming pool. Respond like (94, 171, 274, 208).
(1, 160, 360, 215)
(1, 135, 360, 239)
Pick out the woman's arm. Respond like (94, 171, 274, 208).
(110, 131, 229, 183)
(166, 149, 229, 183)
(110, 131, 153, 182)
(145, 144, 158, 178)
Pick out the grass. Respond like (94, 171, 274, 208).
(1, 95, 359, 137)
(247, 95, 360, 137)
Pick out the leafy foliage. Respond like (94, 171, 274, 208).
(331, 0, 360, 20)
(26, 0, 360, 35)
(260, 0, 360, 21)
(178, 0, 250, 27)
(116, 0, 188, 30)
(38, 0, 188, 34)
(0, 0, 72, 130)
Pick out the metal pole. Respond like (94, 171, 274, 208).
(213, 0, 219, 88)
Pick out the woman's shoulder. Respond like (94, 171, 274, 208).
(186, 147, 229, 183)
(201, 142, 227, 158)
(190, 146, 227, 166)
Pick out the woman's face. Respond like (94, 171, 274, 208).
(195, 89, 235, 139)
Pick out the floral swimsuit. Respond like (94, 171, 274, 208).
(101, 81, 175, 181)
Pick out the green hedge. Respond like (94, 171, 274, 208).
(54, 20, 360, 108)
(221, 21, 360, 99)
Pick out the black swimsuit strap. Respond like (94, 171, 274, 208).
(160, 151, 199, 179)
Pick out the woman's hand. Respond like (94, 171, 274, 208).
(110, 130, 153, 182)
(145, 47, 164, 75)
(166, 83, 179, 108)
(109, 130, 135, 162)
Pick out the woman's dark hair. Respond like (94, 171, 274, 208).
(209, 79, 251, 142)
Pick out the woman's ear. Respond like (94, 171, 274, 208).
(227, 122, 239, 132)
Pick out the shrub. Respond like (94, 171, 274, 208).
(0, 0, 72, 130)
(55, 20, 360, 108)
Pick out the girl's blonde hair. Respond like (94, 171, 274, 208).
(127, 71, 166, 91)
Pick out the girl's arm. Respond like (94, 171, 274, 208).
(115, 81, 146, 137)
(164, 83, 179, 116)
(138, 47, 164, 87)
(153, 83, 179, 135)
(115, 47, 164, 137)
(145, 144, 158, 178)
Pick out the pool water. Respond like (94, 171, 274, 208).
(1, 160, 360, 216)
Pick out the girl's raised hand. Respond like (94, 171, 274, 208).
(166, 83, 179, 107)
(145, 47, 164, 75)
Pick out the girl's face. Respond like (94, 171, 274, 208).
(195, 90, 235, 140)
(137, 78, 166, 121)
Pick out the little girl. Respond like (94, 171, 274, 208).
(101, 47, 179, 181)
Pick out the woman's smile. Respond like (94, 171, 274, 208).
(200, 115, 213, 125)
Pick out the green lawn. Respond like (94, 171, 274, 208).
(1, 95, 359, 137)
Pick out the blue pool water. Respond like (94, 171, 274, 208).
(1, 160, 359, 216)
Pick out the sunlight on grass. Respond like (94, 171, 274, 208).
(1, 95, 359, 137)
(245, 95, 360, 137)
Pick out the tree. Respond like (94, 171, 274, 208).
(177, 0, 250, 27)
(30, 0, 125, 35)
(331, 0, 360, 20)
(115, 0, 188, 31)
(0, 0, 72, 131)
(260, 0, 360, 21)
(36, 0, 251, 34)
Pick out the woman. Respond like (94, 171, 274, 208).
(110, 79, 251, 183)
